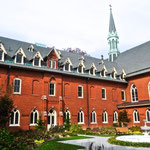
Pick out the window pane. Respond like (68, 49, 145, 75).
(35, 112, 37, 123)
(15, 112, 19, 124)
(65, 63, 69, 71)
(78, 66, 82, 73)
(78, 86, 82, 97)
(102, 89, 105, 99)
(16, 54, 22, 63)
(14, 79, 20, 93)
(11, 112, 14, 124)
(34, 57, 39, 66)
(49, 83, 55, 95)
(0, 51, 2, 60)
(121, 91, 125, 100)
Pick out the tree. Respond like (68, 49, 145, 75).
(0, 94, 13, 127)
(63, 113, 71, 130)
(118, 110, 130, 127)
(63, 47, 90, 56)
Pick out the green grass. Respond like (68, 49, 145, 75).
(36, 136, 92, 150)
(108, 136, 150, 148)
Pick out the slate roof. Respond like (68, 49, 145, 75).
(109, 8, 116, 33)
(0, 35, 150, 81)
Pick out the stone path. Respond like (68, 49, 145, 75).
(59, 135, 150, 150)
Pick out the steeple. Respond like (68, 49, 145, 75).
(108, 5, 120, 62)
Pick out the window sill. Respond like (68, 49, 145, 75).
(9, 124, 20, 127)
(49, 95, 56, 97)
(91, 122, 97, 124)
(102, 122, 108, 124)
(102, 99, 106, 100)
(29, 124, 37, 126)
(78, 97, 83, 99)
(13, 93, 21, 95)
(78, 122, 84, 125)
(134, 121, 140, 123)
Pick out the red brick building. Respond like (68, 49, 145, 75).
(1, 8, 150, 130)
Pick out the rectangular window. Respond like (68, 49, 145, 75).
(34, 57, 39, 66)
(16, 54, 22, 63)
(49, 83, 55, 96)
(78, 66, 82, 73)
(14, 79, 21, 94)
(78, 86, 83, 98)
(121, 90, 126, 101)
(53, 61, 56, 69)
(65, 63, 69, 71)
(0, 51, 2, 60)
(49, 60, 56, 69)
(102, 88, 106, 100)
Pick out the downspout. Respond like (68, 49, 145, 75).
(61, 75, 64, 123)
(86, 78, 90, 128)
(7, 65, 11, 93)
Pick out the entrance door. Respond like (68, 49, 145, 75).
(47, 109, 57, 130)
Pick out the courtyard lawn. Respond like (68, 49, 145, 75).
(36, 136, 92, 150)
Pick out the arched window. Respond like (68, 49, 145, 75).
(133, 110, 140, 123)
(64, 109, 71, 119)
(146, 109, 150, 122)
(49, 78, 56, 96)
(78, 110, 84, 124)
(148, 82, 150, 99)
(48, 109, 57, 128)
(10, 109, 20, 126)
(131, 84, 138, 102)
(102, 111, 108, 123)
(91, 111, 97, 124)
(113, 111, 118, 123)
(13, 78, 22, 94)
(30, 109, 39, 125)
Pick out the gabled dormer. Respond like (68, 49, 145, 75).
(63, 58, 73, 72)
(0, 42, 7, 61)
(120, 69, 126, 80)
(28, 45, 34, 52)
(46, 47, 60, 69)
(14, 48, 26, 64)
(78, 56, 85, 74)
(111, 67, 117, 79)
(32, 51, 43, 67)
(89, 63, 97, 76)
(101, 65, 107, 77)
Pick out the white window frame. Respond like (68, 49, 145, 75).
(130, 84, 138, 102)
(33, 56, 41, 67)
(148, 82, 150, 100)
(146, 109, 150, 123)
(65, 110, 71, 119)
(78, 65, 84, 74)
(0, 43, 7, 61)
(50, 60, 56, 69)
(14, 48, 26, 64)
(133, 110, 140, 123)
(9, 109, 20, 126)
(13, 78, 22, 94)
(30, 109, 39, 126)
(78, 110, 84, 124)
(102, 111, 108, 123)
(121, 90, 126, 101)
(102, 88, 106, 100)
(49, 82, 56, 96)
(48, 109, 57, 128)
(78, 85, 83, 98)
(113, 111, 118, 123)
(91, 111, 97, 124)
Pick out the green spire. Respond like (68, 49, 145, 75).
(108, 5, 120, 62)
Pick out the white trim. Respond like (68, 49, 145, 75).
(78, 85, 83, 98)
(63, 58, 72, 72)
(14, 48, 26, 64)
(111, 67, 117, 79)
(102, 88, 106, 100)
(102, 111, 108, 123)
(49, 60, 57, 69)
(47, 109, 57, 129)
(130, 84, 138, 102)
(113, 111, 118, 123)
(148, 82, 150, 100)
(47, 47, 61, 59)
(146, 109, 150, 123)
(49, 82, 56, 96)
(133, 110, 140, 123)
(9, 109, 20, 126)
(78, 110, 84, 124)
(91, 111, 97, 124)
(13, 78, 22, 94)
(89, 63, 97, 76)
(29, 109, 39, 126)
(121, 90, 126, 101)
(32, 51, 43, 67)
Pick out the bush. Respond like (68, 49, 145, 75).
(129, 126, 141, 132)
(99, 126, 116, 135)
(49, 125, 65, 133)
(69, 124, 83, 134)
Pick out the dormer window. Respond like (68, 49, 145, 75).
(89, 63, 96, 76)
(49, 60, 56, 69)
(16, 53, 22, 63)
(90, 67, 94, 75)
(0, 42, 7, 61)
(101, 69, 105, 77)
(34, 57, 40, 66)
(120, 70, 126, 80)
(78, 65, 82, 73)
(14, 48, 26, 64)
(63, 58, 72, 72)
(33, 51, 43, 67)
(0, 50, 3, 61)
(65, 63, 69, 71)
(28, 45, 34, 52)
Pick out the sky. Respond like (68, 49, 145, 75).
(0, 0, 150, 59)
